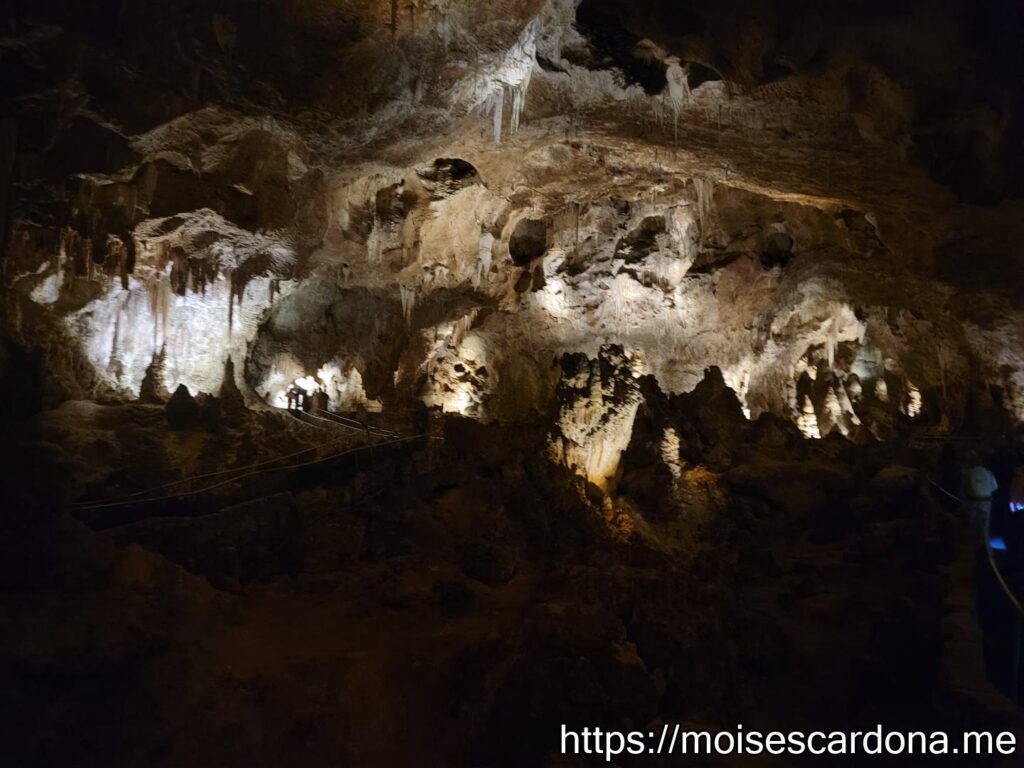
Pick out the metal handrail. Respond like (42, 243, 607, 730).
(89, 431, 436, 516)
(74, 428, 350, 508)
(929, 477, 1024, 702)
(311, 407, 402, 438)
(75, 407, 426, 510)
(986, 508, 1024, 704)
(293, 408, 358, 433)
(928, 478, 1024, 618)
(984, 512, 1024, 619)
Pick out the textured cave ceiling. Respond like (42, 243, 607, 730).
(1, 0, 1023, 445)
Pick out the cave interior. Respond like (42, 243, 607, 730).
(2, 0, 1024, 765)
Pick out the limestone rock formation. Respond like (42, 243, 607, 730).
(1, 0, 1021, 437)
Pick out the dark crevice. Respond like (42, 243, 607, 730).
(614, 215, 665, 263)
(509, 218, 548, 266)
(573, 1, 669, 95)
(760, 232, 793, 269)
(687, 62, 722, 89)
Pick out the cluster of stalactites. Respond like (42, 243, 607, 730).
(227, 255, 276, 334)
(491, 79, 531, 144)
(61, 226, 135, 290)
(167, 244, 219, 296)
(485, 20, 536, 144)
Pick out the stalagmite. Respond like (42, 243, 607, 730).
(875, 378, 889, 403)
(474, 232, 494, 289)
(796, 394, 822, 439)
(821, 386, 844, 436)
(660, 427, 683, 480)
(846, 375, 863, 403)
(835, 381, 861, 428)
(903, 379, 922, 418)
(663, 57, 691, 141)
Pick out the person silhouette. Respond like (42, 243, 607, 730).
(965, 451, 999, 542)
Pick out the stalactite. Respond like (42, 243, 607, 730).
(147, 276, 170, 349)
(452, 310, 478, 348)
(107, 290, 131, 384)
(169, 246, 189, 295)
(510, 77, 530, 136)
(693, 178, 713, 234)
(400, 284, 416, 326)
(227, 267, 235, 336)
(826, 315, 838, 369)
(492, 85, 505, 144)
(63, 227, 90, 277)
(509, 84, 521, 137)
(367, 211, 381, 263)
(105, 234, 131, 290)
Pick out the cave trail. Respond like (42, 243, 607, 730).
(72, 411, 438, 520)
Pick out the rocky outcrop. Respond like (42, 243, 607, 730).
(164, 383, 199, 430)
(0, 0, 1021, 440)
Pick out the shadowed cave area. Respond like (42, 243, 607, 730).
(2, 1, 1024, 766)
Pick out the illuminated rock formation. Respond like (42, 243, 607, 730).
(3, 0, 1021, 450)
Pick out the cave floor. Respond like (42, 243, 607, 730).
(2, 401, 1020, 767)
